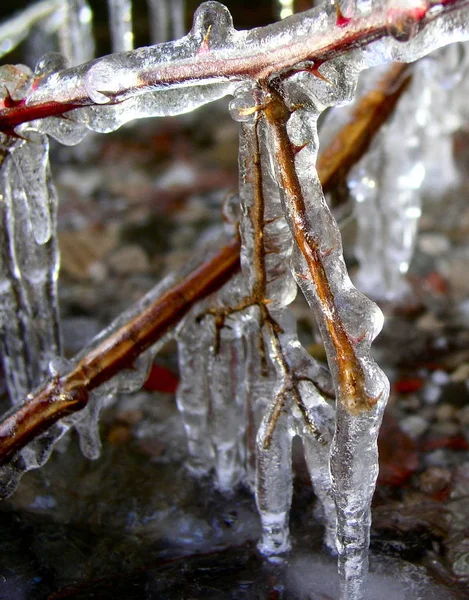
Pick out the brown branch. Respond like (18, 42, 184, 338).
(0, 0, 464, 132)
(264, 85, 376, 415)
(0, 60, 411, 465)
(0, 238, 240, 465)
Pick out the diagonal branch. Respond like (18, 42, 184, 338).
(0, 239, 240, 465)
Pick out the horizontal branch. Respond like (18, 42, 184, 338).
(0, 0, 466, 133)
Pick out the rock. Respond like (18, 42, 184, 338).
(108, 245, 150, 275)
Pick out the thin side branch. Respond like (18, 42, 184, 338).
(264, 85, 376, 414)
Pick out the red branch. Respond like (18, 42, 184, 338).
(0, 0, 467, 132)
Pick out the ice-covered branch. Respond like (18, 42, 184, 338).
(0, 238, 240, 469)
(0, 0, 469, 134)
(261, 79, 389, 598)
(0, 56, 405, 478)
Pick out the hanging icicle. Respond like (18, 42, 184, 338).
(59, 0, 95, 66)
(107, 0, 134, 52)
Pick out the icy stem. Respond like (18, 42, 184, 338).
(261, 62, 390, 595)
(237, 105, 337, 554)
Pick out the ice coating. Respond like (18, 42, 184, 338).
(175, 104, 337, 553)
(0, 0, 65, 60)
(0, 268, 179, 496)
(0, 0, 468, 140)
(259, 69, 389, 596)
(3, 2, 469, 598)
(346, 45, 465, 301)
(107, 0, 134, 52)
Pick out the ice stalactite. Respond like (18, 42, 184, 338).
(0, 130, 63, 496)
(147, 0, 186, 43)
(346, 46, 465, 302)
(60, 0, 95, 66)
(175, 87, 337, 552)
(107, 0, 134, 52)
(175, 312, 216, 477)
(261, 75, 389, 598)
(236, 108, 337, 556)
(0, 131, 61, 405)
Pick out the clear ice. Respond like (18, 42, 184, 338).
(340, 44, 467, 301)
(59, 0, 95, 66)
(147, 0, 186, 43)
(2, 2, 469, 600)
(107, 0, 134, 52)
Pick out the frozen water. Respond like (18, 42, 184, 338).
(346, 45, 466, 301)
(107, 0, 134, 52)
(0, 132, 61, 405)
(2, 2, 469, 599)
(0, 0, 64, 60)
(148, 0, 186, 43)
(59, 0, 94, 66)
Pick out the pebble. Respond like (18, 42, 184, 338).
(418, 233, 450, 257)
(400, 415, 429, 439)
(108, 245, 150, 275)
(421, 382, 442, 405)
(450, 362, 469, 382)
(416, 311, 444, 332)
(431, 421, 460, 438)
(456, 405, 469, 425)
(418, 466, 451, 494)
(435, 403, 457, 421)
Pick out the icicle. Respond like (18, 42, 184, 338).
(107, 0, 134, 52)
(259, 63, 389, 596)
(230, 100, 337, 554)
(170, 0, 186, 40)
(0, 134, 61, 405)
(347, 47, 464, 301)
(147, 0, 170, 43)
(59, 0, 95, 66)
(175, 312, 216, 477)
(207, 319, 248, 492)
(148, 0, 185, 43)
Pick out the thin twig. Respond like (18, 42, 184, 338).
(264, 84, 376, 414)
